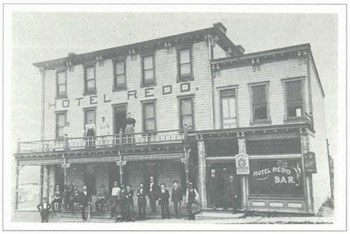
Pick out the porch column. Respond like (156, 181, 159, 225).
(238, 133, 249, 210)
(61, 157, 70, 189)
(197, 136, 207, 208)
(182, 148, 191, 184)
(15, 162, 22, 209)
(300, 129, 314, 213)
(116, 152, 126, 184)
(40, 166, 44, 202)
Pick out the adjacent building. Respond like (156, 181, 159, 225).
(14, 23, 330, 215)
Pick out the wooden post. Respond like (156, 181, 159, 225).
(197, 137, 207, 208)
(238, 134, 248, 210)
(40, 166, 44, 202)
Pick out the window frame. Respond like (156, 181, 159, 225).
(141, 100, 157, 133)
(141, 54, 156, 87)
(178, 94, 195, 131)
(219, 87, 239, 129)
(113, 58, 127, 91)
(83, 63, 97, 95)
(248, 82, 271, 125)
(56, 69, 67, 99)
(282, 77, 306, 121)
(177, 46, 193, 82)
(55, 111, 67, 139)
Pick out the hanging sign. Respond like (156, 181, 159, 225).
(235, 153, 250, 175)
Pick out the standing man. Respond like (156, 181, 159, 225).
(37, 197, 51, 223)
(224, 175, 240, 213)
(80, 185, 91, 221)
(95, 185, 108, 215)
(185, 182, 199, 220)
(158, 183, 170, 219)
(51, 184, 63, 212)
(208, 168, 221, 209)
(118, 184, 127, 222)
(171, 180, 183, 219)
(136, 183, 147, 220)
(99, 117, 111, 145)
(125, 112, 136, 143)
(147, 176, 160, 214)
(125, 185, 135, 222)
(110, 181, 121, 218)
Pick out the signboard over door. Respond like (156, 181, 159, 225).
(235, 153, 250, 175)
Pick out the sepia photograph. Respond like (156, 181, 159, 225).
(2, 2, 347, 232)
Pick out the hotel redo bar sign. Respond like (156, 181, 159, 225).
(249, 158, 304, 198)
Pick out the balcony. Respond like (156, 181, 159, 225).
(16, 130, 187, 159)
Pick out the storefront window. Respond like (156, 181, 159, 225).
(249, 158, 304, 198)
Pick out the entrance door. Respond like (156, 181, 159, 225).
(113, 104, 127, 134)
(207, 163, 242, 209)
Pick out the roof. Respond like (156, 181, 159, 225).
(33, 23, 243, 69)
(211, 43, 325, 97)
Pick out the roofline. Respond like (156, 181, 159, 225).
(212, 43, 325, 97)
(33, 24, 242, 69)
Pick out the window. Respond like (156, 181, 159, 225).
(220, 89, 237, 129)
(178, 48, 192, 81)
(142, 101, 156, 132)
(142, 55, 155, 86)
(56, 71, 67, 98)
(114, 60, 126, 90)
(179, 96, 194, 130)
(56, 112, 66, 139)
(84, 108, 96, 126)
(285, 80, 303, 118)
(84, 65, 96, 94)
(251, 84, 269, 122)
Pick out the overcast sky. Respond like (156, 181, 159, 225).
(11, 12, 338, 156)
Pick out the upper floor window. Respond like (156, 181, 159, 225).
(250, 83, 270, 123)
(285, 79, 303, 118)
(56, 70, 67, 98)
(84, 65, 96, 94)
(142, 55, 155, 86)
(114, 60, 126, 90)
(179, 96, 194, 130)
(220, 89, 237, 129)
(56, 111, 67, 139)
(142, 101, 156, 132)
(178, 48, 193, 81)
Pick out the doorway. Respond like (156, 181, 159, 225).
(206, 162, 242, 209)
(113, 104, 127, 134)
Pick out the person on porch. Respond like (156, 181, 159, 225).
(136, 182, 147, 220)
(99, 117, 111, 146)
(158, 183, 170, 219)
(224, 175, 240, 213)
(37, 197, 51, 223)
(79, 185, 92, 221)
(171, 180, 183, 219)
(85, 119, 96, 147)
(147, 176, 160, 214)
(208, 168, 221, 209)
(125, 112, 136, 143)
(63, 122, 70, 150)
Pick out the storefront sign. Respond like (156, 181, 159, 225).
(304, 152, 317, 174)
(235, 153, 250, 175)
(249, 158, 304, 198)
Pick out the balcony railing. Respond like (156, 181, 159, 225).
(17, 130, 186, 154)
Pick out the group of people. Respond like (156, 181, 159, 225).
(38, 177, 200, 223)
(62, 113, 136, 148)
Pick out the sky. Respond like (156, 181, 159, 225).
(10, 12, 338, 157)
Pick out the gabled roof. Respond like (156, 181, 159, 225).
(33, 23, 243, 70)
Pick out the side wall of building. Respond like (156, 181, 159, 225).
(42, 41, 213, 140)
(308, 59, 331, 213)
(213, 58, 309, 129)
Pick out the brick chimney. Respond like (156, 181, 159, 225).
(213, 22, 227, 34)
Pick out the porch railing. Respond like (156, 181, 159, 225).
(17, 129, 186, 154)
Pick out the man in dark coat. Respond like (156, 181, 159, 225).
(224, 175, 240, 213)
(147, 176, 160, 214)
(125, 185, 135, 221)
(171, 180, 183, 219)
(79, 185, 92, 221)
(158, 183, 170, 219)
(136, 183, 147, 220)
(37, 197, 51, 223)
(208, 168, 221, 209)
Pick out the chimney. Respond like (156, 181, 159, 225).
(213, 22, 227, 34)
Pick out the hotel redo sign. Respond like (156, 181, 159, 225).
(235, 153, 250, 175)
(48, 83, 191, 110)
